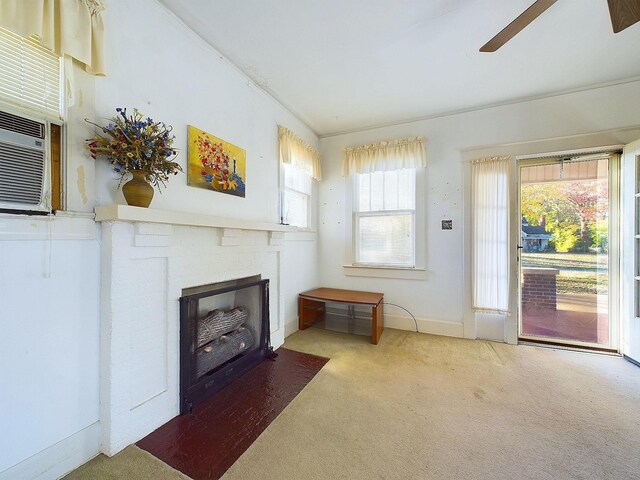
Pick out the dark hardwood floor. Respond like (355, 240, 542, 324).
(137, 347, 328, 480)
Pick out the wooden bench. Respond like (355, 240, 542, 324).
(298, 287, 384, 345)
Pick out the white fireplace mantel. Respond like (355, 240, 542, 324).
(95, 204, 297, 232)
(97, 204, 289, 456)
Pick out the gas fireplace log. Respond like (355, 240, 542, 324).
(197, 306, 249, 348)
(196, 327, 255, 378)
(180, 277, 270, 414)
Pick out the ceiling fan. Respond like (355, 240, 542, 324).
(480, 0, 640, 52)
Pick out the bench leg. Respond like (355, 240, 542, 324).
(372, 301, 384, 344)
(299, 297, 325, 330)
(298, 296, 306, 330)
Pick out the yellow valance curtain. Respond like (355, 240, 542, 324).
(0, 0, 106, 76)
(343, 136, 426, 176)
(278, 125, 322, 181)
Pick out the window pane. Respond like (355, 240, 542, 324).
(358, 213, 414, 265)
(370, 171, 384, 211)
(383, 170, 398, 210)
(356, 169, 415, 212)
(398, 169, 415, 209)
(284, 189, 308, 228)
(284, 163, 311, 194)
(357, 173, 370, 212)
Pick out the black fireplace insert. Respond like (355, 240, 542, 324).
(179, 275, 274, 414)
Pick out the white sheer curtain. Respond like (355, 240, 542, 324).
(0, 0, 106, 75)
(278, 125, 321, 181)
(471, 156, 512, 313)
(343, 136, 426, 176)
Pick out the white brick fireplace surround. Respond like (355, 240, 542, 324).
(96, 205, 293, 455)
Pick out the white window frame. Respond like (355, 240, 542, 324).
(280, 162, 315, 231)
(346, 168, 426, 277)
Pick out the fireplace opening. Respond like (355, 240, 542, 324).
(179, 275, 275, 414)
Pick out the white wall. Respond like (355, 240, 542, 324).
(0, 222, 101, 479)
(94, 0, 320, 336)
(94, 0, 318, 222)
(0, 0, 319, 477)
(0, 58, 101, 480)
(318, 80, 640, 342)
(283, 232, 319, 336)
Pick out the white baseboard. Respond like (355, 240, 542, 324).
(475, 312, 507, 342)
(384, 314, 464, 338)
(0, 422, 100, 480)
(284, 319, 298, 338)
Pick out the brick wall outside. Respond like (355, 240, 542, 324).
(522, 267, 559, 310)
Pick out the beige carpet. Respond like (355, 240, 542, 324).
(222, 328, 640, 480)
(63, 445, 190, 479)
(65, 328, 640, 479)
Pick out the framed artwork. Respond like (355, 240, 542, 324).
(187, 125, 246, 197)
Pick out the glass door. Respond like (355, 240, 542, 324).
(518, 154, 617, 349)
(622, 140, 640, 362)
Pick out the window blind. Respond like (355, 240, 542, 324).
(0, 27, 61, 118)
(355, 169, 416, 266)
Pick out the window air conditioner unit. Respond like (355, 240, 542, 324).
(0, 110, 50, 213)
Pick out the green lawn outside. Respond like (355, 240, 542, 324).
(521, 252, 608, 294)
(521, 252, 607, 270)
(555, 272, 609, 294)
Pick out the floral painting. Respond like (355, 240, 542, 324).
(187, 125, 246, 197)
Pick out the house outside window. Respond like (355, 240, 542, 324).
(520, 216, 553, 252)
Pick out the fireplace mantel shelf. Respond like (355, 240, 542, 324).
(95, 204, 297, 233)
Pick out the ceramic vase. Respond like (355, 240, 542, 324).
(122, 170, 154, 208)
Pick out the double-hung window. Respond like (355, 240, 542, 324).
(278, 125, 321, 229)
(355, 168, 416, 266)
(344, 136, 426, 269)
(283, 162, 312, 228)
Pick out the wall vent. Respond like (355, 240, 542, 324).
(0, 110, 49, 212)
(0, 110, 45, 139)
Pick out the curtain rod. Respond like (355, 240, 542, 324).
(516, 145, 623, 161)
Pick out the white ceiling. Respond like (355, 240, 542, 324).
(158, 0, 640, 136)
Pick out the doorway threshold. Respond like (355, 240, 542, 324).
(518, 338, 619, 356)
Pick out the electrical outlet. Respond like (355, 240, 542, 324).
(442, 220, 453, 230)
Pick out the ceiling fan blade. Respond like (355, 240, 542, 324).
(480, 0, 558, 52)
(607, 0, 640, 33)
